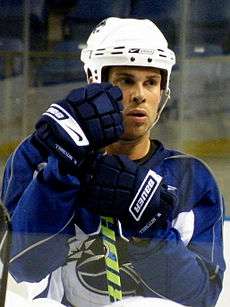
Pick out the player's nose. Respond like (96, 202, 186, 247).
(131, 83, 146, 104)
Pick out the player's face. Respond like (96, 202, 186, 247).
(108, 66, 162, 142)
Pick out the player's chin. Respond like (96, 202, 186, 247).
(120, 127, 149, 142)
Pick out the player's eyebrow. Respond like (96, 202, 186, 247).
(145, 74, 161, 79)
(113, 72, 135, 78)
(113, 72, 161, 79)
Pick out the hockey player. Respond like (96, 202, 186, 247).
(1, 17, 226, 307)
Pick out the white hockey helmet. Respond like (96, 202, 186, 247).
(81, 17, 176, 124)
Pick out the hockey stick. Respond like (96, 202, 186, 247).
(101, 216, 122, 302)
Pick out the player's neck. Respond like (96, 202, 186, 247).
(106, 136, 151, 160)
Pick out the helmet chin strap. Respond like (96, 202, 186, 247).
(151, 89, 170, 127)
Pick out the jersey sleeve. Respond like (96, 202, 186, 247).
(1, 135, 80, 282)
(127, 157, 226, 307)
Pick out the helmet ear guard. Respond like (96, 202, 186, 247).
(86, 68, 93, 82)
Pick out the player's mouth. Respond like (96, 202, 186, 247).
(125, 109, 147, 124)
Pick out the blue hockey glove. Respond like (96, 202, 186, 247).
(80, 155, 177, 238)
(34, 83, 124, 169)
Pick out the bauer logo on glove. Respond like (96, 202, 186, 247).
(129, 170, 162, 221)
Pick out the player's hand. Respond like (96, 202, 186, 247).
(80, 154, 177, 238)
(34, 83, 124, 169)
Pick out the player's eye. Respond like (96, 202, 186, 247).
(119, 77, 134, 86)
(145, 79, 158, 86)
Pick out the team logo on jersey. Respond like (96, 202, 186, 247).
(43, 103, 89, 146)
(63, 226, 140, 302)
(129, 170, 162, 221)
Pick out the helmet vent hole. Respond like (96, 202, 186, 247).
(130, 57, 135, 62)
(147, 58, 152, 63)
(111, 51, 123, 55)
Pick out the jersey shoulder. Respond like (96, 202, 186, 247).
(145, 140, 222, 203)
(1, 135, 47, 203)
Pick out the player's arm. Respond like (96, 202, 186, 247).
(127, 161, 225, 307)
(79, 154, 225, 307)
(1, 136, 79, 282)
(1, 83, 124, 283)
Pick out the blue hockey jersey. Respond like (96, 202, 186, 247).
(1, 135, 226, 307)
